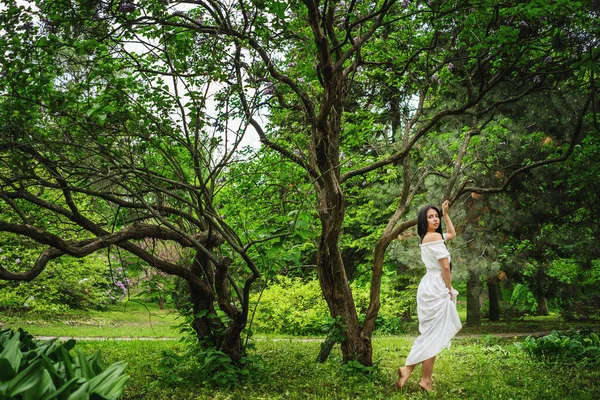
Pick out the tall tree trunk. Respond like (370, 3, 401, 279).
(311, 69, 372, 365)
(466, 270, 483, 327)
(316, 202, 372, 365)
(487, 277, 500, 321)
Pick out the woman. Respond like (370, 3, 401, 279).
(396, 200, 462, 392)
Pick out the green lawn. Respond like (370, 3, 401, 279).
(0, 301, 181, 338)
(2, 301, 595, 340)
(74, 336, 600, 399)
(2, 304, 599, 399)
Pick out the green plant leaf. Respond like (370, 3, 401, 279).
(87, 361, 128, 399)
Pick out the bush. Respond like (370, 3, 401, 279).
(516, 329, 600, 366)
(0, 328, 129, 399)
(249, 277, 329, 335)
(0, 254, 116, 313)
(249, 277, 409, 336)
(560, 295, 600, 321)
(510, 283, 537, 315)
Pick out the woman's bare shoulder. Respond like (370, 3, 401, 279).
(422, 232, 444, 243)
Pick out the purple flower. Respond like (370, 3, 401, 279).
(533, 75, 541, 83)
(544, 55, 552, 63)
(401, 0, 411, 9)
(431, 74, 439, 83)
(520, 20, 528, 28)
(447, 63, 454, 73)
(288, 61, 297, 68)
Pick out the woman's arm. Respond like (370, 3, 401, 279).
(439, 258, 454, 300)
(442, 200, 456, 241)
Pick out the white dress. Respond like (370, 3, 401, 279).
(405, 238, 462, 366)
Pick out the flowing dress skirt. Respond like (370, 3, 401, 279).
(405, 270, 462, 365)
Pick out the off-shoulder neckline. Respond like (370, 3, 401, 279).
(420, 239, 445, 246)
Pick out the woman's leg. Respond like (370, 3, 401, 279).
(396, 364, 415, 389)
(419, 356, 436, 391)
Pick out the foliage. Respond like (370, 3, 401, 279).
(154, 344, 252, 389)
(560, 295, 600, 322)
(0, 248, 115, 314)
(0, 328, 128, 399)
(249, 277, 407, 336)
(517, 329, 600, 366)
(510, 283, 538, 315)
(249, 277, 329, 336)
(136, 272, 176, 310)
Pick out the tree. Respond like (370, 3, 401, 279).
(0, 0, 277, 363)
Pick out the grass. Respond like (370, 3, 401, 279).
(3, 300, 595, 340)
(0, 301, 181, 338)
(73, 335, 600, 399)
(2, 303, 600, 398)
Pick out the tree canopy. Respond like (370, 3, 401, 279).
(1, 0, 598, 366)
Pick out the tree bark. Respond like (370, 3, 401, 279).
(537, 295, 549, 316)
(188, 250, 245, 363)
(487, 277, 500, 321)
(466, 270, 483, 327)
(316, 208, 372, 365)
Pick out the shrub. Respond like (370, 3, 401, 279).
(0, 254, 114, 313)
(249, 277, 408, 336)
(0, 328, 129, 399)
(516, 329, 600, 366)
(510, 283, 537, 315)
(560, 295, 600, 321)
(249, 277, 329, 335)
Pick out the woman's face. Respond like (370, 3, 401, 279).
(426, 208, 439, 232)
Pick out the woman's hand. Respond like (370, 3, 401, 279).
(442, 200, 456, 241)
(442, 200, 450, 215)
(448, 289, 454, 301)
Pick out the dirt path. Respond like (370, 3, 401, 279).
(34, 331, 554, 342)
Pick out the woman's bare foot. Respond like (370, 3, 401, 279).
(396, 366, 411, 390)
(418, 379, 433, 392)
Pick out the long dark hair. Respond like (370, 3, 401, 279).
(417, 205, 443, 243)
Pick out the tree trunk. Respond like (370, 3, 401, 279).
(537, 295, 549, 316)
(487, 277, 500, 321)
(316, 220, 372, 365)
(535, 267, 549, 316)
(188, 251, 245, 363)
(466, 270, 483, 327)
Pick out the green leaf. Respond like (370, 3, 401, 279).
(66, 382, 90, 400)
(87, 361, 128, 399)
(0, 334, 22, 380)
